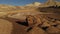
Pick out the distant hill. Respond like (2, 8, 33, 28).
(0, 0, 60, 12)
(25, 2, 41, 7)
(39, 0, 60, 7)
(0, 4, 17, 11)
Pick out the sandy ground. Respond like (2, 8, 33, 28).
(0, 17, 28, 34)
(0, 19, 13, 34)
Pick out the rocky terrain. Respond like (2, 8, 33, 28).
(0, 0, 60, 34)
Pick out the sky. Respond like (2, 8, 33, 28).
(0, 0, 59, 6)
